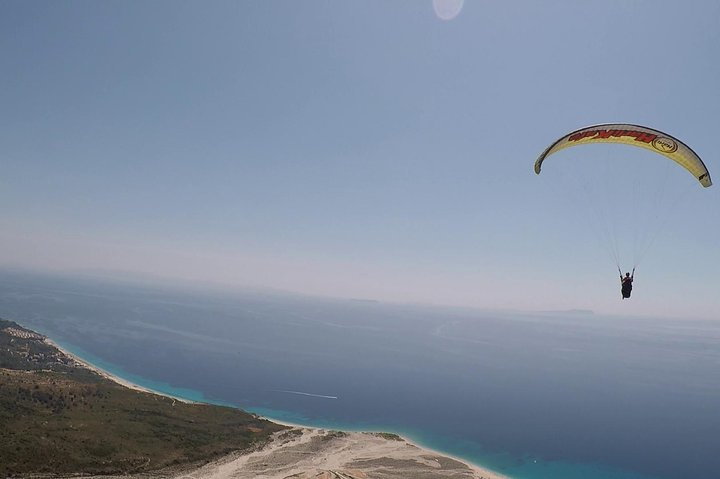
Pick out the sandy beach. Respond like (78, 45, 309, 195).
(46, 338, 509, 479)
(175, 428, 509, 479)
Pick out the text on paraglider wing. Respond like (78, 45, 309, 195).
(568, 129, 658, 144)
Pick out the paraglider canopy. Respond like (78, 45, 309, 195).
(535, 123, 712, 188)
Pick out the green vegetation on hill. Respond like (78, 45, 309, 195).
(0, 319, 287, 477)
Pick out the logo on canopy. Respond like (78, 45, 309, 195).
(652, 137, 678, 154)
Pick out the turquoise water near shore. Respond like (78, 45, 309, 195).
(2, 270, 718, 479)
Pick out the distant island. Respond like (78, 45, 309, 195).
(538, 309, 594, 315)
(0, 318, 507, 478)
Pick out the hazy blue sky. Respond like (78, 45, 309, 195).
(2, 1, 719, 318)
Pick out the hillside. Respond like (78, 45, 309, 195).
(0, 319, 286, 477)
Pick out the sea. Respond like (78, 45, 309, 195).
(0, 269, 717, 479)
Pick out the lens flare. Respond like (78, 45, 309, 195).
(433, 0, 464, 21)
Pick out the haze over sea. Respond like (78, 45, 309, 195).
(1, 269, 718, 479)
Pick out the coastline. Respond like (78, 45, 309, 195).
(45, 338, 198, 405)
(46, 337, 510, 479)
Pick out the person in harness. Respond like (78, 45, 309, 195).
(620, 269, 634, 299)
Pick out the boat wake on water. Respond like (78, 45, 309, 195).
(274, 389, 339, 399)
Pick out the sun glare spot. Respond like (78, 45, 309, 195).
(433, 0, 464, 21)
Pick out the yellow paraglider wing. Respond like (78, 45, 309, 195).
(534, 124, 712, 187)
